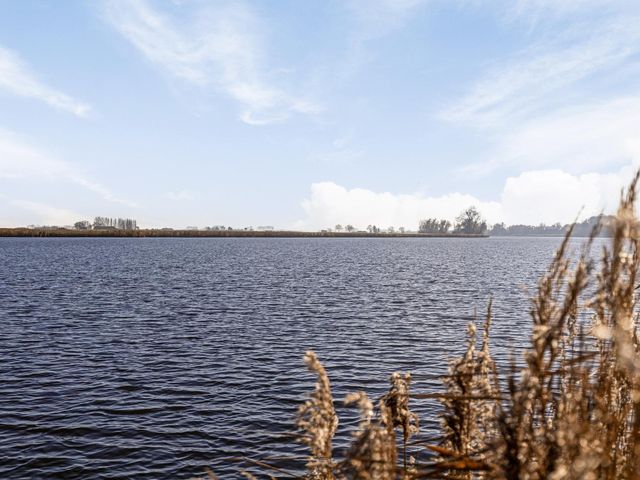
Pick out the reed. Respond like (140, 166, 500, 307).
(208, 172, 640, 479)
(296, 351, 339, 479)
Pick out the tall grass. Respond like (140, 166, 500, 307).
(211, 173, 640, 479)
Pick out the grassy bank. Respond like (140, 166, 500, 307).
(0, 228, 488, 238)
(211, 174, 640, 479)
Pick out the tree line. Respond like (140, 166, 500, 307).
(324, 206, 490, 235)
(419, 206, 487, 234)
(490, 215, 613, 237)
(74, 217, 138, 230)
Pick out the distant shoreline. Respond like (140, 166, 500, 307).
(0, 228, 489, 238)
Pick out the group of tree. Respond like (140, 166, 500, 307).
(490, 215, 614, 237)
(418, 218, 451, 233)
(326, 209, 491, 235)
(490, 222, 565, 236)
(364, 225, 401, 234)
(322, 208, 615, 238)
(418, 206, 487, 235)
(77, 217, 138, 230)
(324, 225, 407, 233)
(204, 225, 232, 231)
(453, 206, 487, 234)
(73, 220, 91, 230)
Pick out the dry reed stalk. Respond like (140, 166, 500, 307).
(296, 351, 338, 479)
(485, 172, 640, 480)
(412, 173, 640, 479)
(437, 301, 498, 479)
(585, 171, 640, 479)
(279, 172, 640, 480)
(382, 372, 420, 471)
(343, 391, 398, 480)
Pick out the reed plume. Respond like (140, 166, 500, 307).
(342, 391, 397, 480)
(247, 172, 640, 479)
(296, 351, 338, 479)
(382, 372, 419, 471)
(436, 302, 498, 479)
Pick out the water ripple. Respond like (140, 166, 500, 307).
(0, 237, 588, 478)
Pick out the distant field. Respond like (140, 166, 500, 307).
(0, 228, 489, 238)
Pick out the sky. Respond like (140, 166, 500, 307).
(1, 0, 640, 230)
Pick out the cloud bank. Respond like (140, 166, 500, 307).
(298, 167, 633, 230)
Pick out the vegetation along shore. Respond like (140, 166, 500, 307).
(203, 174, 640, 479)
(0, 228, 488, 238)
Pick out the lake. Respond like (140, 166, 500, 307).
(0, 236, 586, 479)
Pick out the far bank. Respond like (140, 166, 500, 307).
(0, 228, 489, 238)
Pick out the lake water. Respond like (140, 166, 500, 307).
(0, 237, 587, 479)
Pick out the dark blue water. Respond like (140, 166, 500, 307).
(0, 237, 580, 478)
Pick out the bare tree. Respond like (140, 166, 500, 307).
(93, 217, 137, 230)
(453, 206, 486, 234)
(418, 218, 451, 233)
(74, 220, 91, 230)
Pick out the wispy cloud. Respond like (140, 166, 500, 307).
(0, 45, 91, 117)
(103, 0, 320, 125)
(0, 129, 135, 206)
(506, 0, 634, 21)
(340, 0, 427, 75)
(347, 0, 428, 40)
(442, 15, 640, 126)
(459, 94, 640, 176)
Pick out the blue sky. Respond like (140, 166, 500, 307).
(1, 0, 640, 229)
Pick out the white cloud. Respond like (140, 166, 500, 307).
(298, 181, 501, 230)
(103, 0, 320, 124)
(0, 129, 135, 206)
(443, 15, 640, 126)
(499, 169, 627, 225)
(297, 166, 636, 229)
(0, 45, 91, 117)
